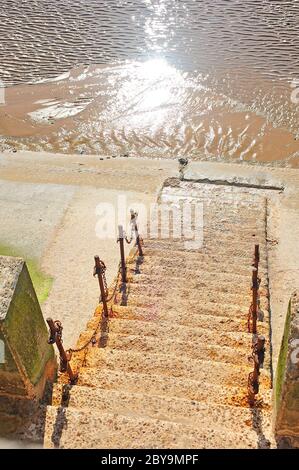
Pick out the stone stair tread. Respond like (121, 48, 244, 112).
(114, 301, 269, 323)
(84, 348, 271, 389)
(78, 325, 270, 369)
(102, 320, 251, 347)
(127, 282, 253, 298)
(131, 266, 251, 280)
(130, 270, 256, 284)
(94, 333, 249, 365)
(125, 286, 260, 307)
(88, 313, 269, 336)
(78, 367, 271, 406)
(51, 384, 272, 436)
(135, 258, 268, 277)
(44, 405, 272, 449)
(141, 249, 268, 268)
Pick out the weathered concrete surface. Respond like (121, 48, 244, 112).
(0, 256, 56, 435)
(275, 291, 299, 448)
(43, 180, 274, 449)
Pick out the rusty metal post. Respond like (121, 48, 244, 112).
(252, 267, 258, 334)
(131, 210, 143, 257)
(118, 225, 127, 283)
(254, 244, 260, 270)
(248, 334, 265, 406)
(94, 256, 109, 318)
(249, 244, 260, 334)
(256, 334, 265, 367)
(47, 318, 77, 383)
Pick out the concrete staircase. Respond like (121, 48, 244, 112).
(43, 179, 274, 448)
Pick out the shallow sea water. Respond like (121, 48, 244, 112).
(0, 0, 299, 165)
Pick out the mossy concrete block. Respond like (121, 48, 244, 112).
(274, 291, 299, 448)
(0, 256, 57, 401)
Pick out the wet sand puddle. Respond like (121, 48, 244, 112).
(0, 1, 299, 166)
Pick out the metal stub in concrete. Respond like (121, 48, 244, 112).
(0, 255, 57, 435)
(275, 291, 299, 448)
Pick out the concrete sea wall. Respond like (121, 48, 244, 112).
(275, 291, 299, 448)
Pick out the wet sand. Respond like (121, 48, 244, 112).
(1, 63, 299, 167)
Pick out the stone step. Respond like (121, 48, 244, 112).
(51, 384, 272, 441)
(130, 264, 250, 279)
(106, 307, 270, 337)
(158, 194, 266, 209)
(126, 282, 252, 299)
(160, 189, 268, 207)
(149, 226, 266, 241)
(115, 299, 269, 323)
(129, 274, 267, 295)
(125, 285, 267, 310)
(144, 243, 268, 263)
(87, 312, 269, 336)
(77, 367, 235, 405)
(92, 317, 253, 350)
(130, 258, 268, 279)
(84, 348, 271, 389)
(78, 367, 271, 407)
(99, 332, 251, 365)
(152, 212, 265, 226)
(80, 321, 270, 370)
(130, 268, 268, 289)
(113, 315, 269, 341)
(140, 248, 268, 270)
(162, 182, 268, 197)
(44, 405, 271, 449)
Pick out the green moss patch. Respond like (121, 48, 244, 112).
(0, 245, 52, 304)
(275, 299, 292, 409)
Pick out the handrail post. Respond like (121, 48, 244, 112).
(252, 267, 258, 334)
(117, 225, 127, 283)
(46, 318, 77, 383)
(94, 256, 109, 318)
(254, 244, 260, 270)
(249, 244, 260, 334)
(248, 334, 265, 406)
